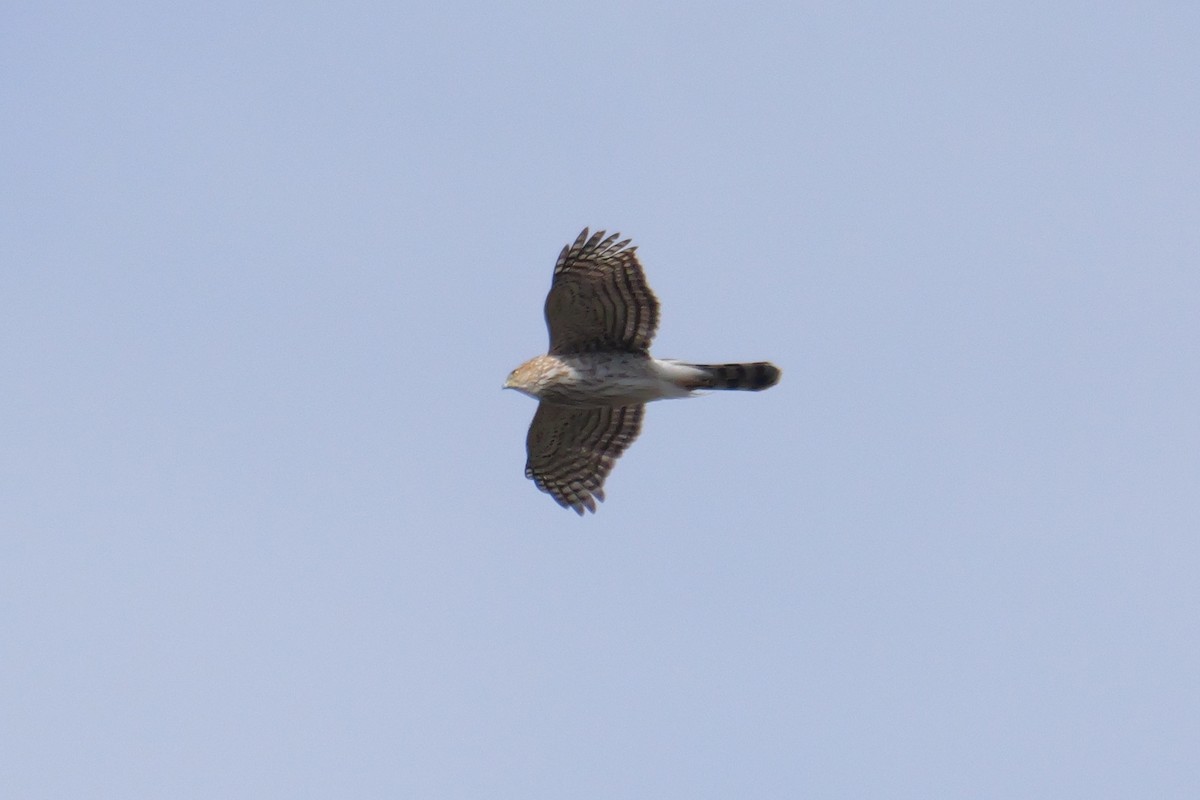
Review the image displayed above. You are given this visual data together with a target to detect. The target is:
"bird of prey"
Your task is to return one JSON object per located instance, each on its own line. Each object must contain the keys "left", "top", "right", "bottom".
{"left": 505, "top": 228, "right": 781, "bottom": 514}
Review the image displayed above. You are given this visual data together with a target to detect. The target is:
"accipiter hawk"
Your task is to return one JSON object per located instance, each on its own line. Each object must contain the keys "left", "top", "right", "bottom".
{"left": 505, "top": 228, "right": 781, "bottom": 514}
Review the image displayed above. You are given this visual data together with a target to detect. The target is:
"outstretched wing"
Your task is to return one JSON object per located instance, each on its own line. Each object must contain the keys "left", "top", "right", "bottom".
{"left": 524, "top": 402, "right": 645, "bottom": 514}
{"left": 544, "top": 228, "right": 660, "bottom": 355}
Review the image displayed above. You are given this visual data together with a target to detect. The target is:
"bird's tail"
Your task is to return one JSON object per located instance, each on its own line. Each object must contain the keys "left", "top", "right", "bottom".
{"left": 677, "top": 361, "right": 781, "bottom": 391}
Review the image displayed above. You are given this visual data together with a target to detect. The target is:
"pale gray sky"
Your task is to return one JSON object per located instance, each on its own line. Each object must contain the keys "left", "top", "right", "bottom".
{"left": 3, "top": 2, "right": 1198, "bottom": 797}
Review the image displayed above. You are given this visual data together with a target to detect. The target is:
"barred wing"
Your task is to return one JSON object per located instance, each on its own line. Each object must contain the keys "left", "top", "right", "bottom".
{"left": 524, "top": 402, "right": 645, "bottom": 514}
{"left": 544, "top": 228, "right": 660, "bottom": 355}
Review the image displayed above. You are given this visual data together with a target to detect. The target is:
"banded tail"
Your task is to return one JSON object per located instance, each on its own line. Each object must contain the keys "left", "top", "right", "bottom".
{"left": 680, "top": 361, "right": 781, "bottom": 391}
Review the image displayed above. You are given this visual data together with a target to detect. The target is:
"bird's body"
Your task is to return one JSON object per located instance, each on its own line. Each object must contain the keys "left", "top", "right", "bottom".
{"left": 508, "top": 354, "right": 780, "bottom": 407}
{"left": 505, "top": 228, "right": 780, "bottom": 514}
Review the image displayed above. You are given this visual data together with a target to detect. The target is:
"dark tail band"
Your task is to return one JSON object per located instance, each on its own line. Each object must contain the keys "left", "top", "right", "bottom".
{"left": 687, "top": 362, "right": 781, "bottom": 391}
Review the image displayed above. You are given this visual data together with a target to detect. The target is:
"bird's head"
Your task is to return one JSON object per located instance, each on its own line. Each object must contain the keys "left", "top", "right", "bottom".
{"left": 503, "top": 357, "right": 556, "bottom": 399}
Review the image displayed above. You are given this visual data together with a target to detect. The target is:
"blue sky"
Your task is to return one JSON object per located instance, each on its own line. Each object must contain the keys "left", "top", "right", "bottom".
{"left": 3, "top": 2, "right": 1198, "bottom": 797}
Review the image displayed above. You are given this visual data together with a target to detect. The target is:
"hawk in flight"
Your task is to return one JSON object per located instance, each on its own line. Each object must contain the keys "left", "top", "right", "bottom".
{"left": 505, "top": 228, "right": 781, "bottom": 514}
